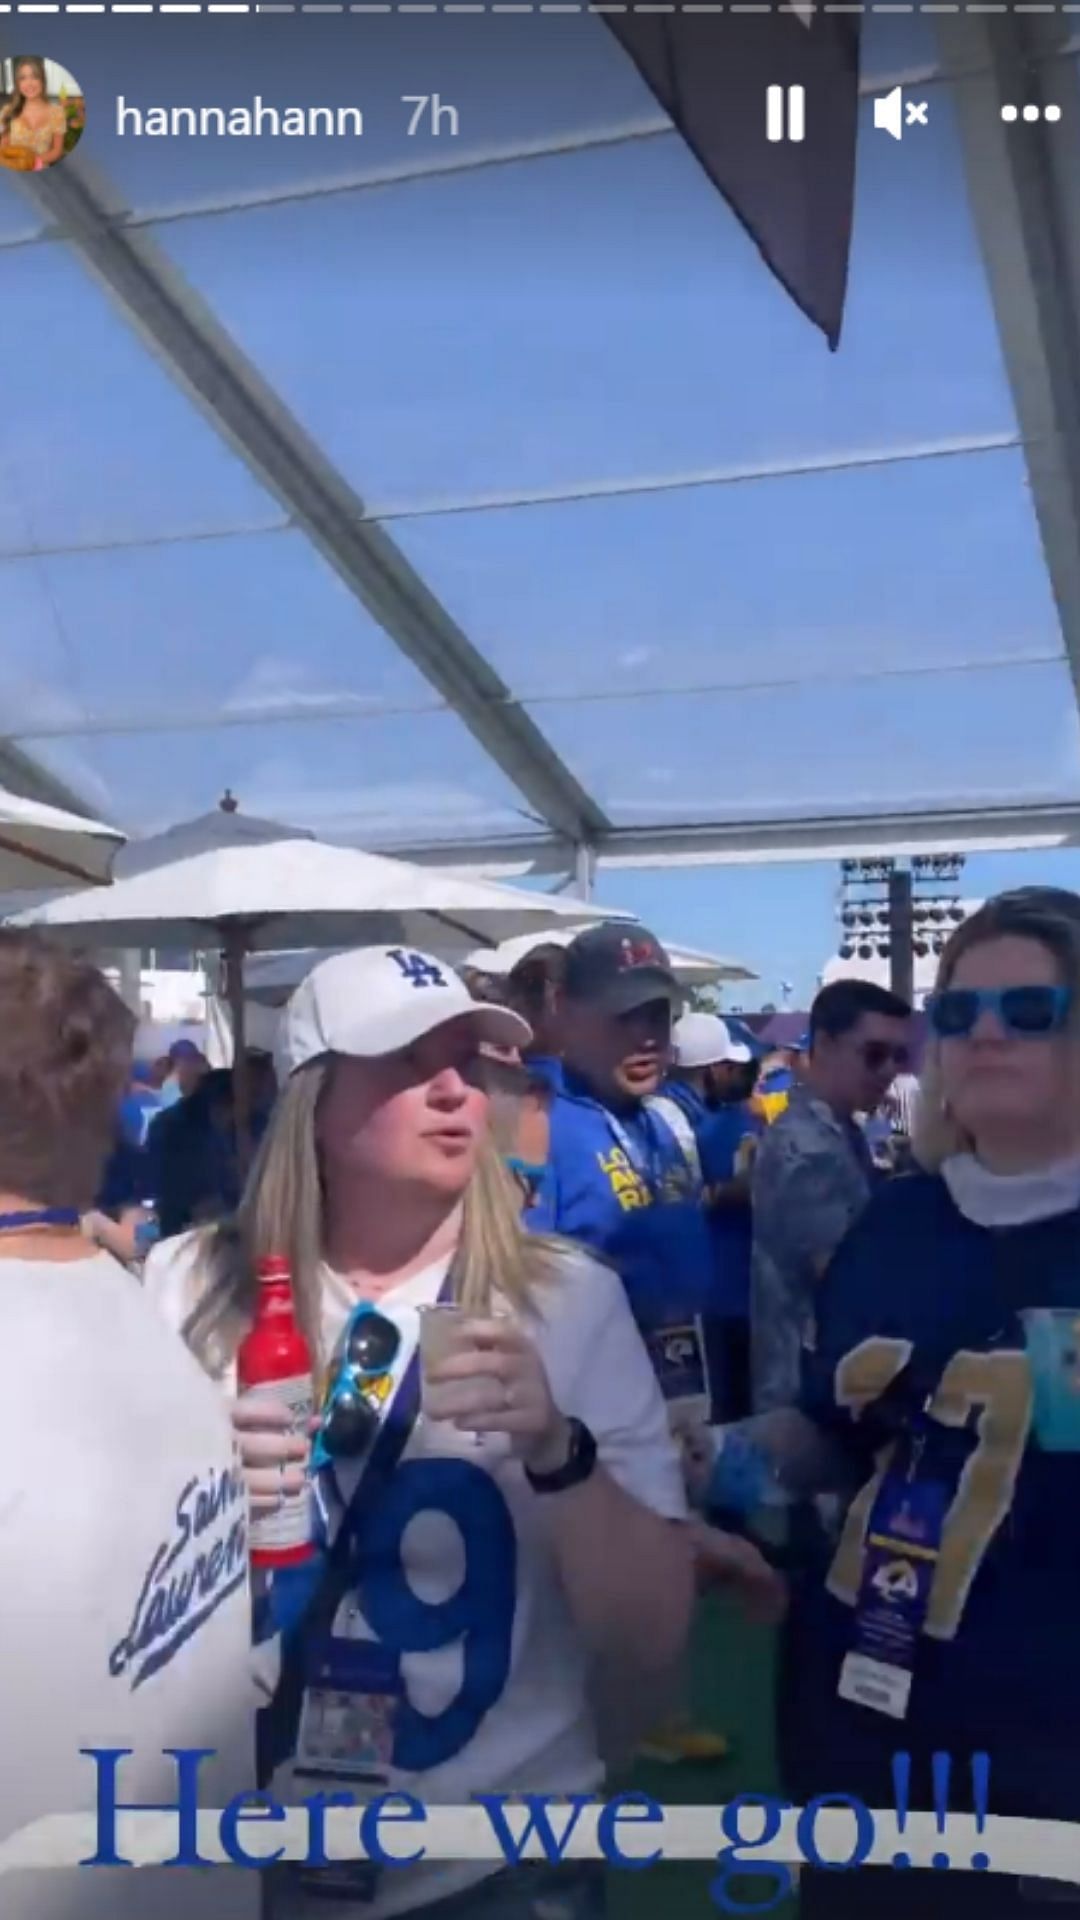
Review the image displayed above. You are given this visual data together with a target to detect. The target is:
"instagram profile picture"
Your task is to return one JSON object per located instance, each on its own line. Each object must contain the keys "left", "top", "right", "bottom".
{"left": 0, "top": 56, "right": 85, "bottom": 173}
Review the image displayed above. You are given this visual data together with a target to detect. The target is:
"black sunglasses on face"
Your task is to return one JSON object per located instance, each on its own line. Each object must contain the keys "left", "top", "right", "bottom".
{"left": 859, "top": 1041, "right": 910, "bottom": 1072}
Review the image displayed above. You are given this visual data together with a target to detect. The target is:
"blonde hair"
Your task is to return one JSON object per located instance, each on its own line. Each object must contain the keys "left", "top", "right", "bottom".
{"left": 181, "top": 1055, "right": 562, "bottom": 1379}
{"left": 913, "top": 886, "right": 1080, "bottom": 1171}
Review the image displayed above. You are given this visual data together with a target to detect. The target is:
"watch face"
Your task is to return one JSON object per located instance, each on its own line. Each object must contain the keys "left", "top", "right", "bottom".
{"left": 528, "top": 1419, "right": 597, "bottom": 1491}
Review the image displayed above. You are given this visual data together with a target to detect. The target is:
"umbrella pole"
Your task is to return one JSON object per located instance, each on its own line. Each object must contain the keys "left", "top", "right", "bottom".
{"left": 222, "top": 925, "right": 253, "bottom": 1179}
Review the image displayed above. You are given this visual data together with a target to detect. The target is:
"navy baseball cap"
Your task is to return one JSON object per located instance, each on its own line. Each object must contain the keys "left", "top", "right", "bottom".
{"left": 563, "top": 922, "right": 679, "bottom": 1016}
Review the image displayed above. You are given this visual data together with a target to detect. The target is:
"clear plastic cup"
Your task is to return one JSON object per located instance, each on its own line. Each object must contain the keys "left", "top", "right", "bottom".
{"left": 1021, "top": 1309, "right": 1080, "bottom": 1452}
{"left": 418, "top": 1304, "right": 497, "bottom": 1443}
{"left": 418, "top": 1303, "right": 471, "bottom": 1409}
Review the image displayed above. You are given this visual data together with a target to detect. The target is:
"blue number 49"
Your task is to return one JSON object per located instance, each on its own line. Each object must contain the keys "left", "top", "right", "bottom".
{"left": 355, "top": 1458, "right": 517, "bottom": 1771}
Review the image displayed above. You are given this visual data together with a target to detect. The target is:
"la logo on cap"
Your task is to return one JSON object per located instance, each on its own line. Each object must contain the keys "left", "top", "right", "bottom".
{"left": 387, "top": 948, "right": 448, "bottom": 990}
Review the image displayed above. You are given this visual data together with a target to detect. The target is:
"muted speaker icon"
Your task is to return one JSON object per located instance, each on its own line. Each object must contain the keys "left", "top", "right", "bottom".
{"left": 873, "top": 85, "right": 929, "bottom": 140}
{"left": 874, "top": 86, "right": 904, "bottom": 139}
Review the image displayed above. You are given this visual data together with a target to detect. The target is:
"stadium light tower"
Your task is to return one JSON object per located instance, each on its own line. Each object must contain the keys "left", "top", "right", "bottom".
{"left": 837, "top": 855, "right": 966, "bottom": 1001}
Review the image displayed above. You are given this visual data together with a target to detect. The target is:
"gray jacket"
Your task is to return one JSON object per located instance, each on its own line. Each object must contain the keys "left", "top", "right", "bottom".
{"left": 750, "top": 1085, "right": 874, "bottom": 1413}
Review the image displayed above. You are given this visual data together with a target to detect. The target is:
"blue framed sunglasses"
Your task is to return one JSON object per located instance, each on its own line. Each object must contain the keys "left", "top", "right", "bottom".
{"left": 312, "top": 1303, "right": 401, "bottom": 1467}
{"left": 928, "top": 985, "right": 1073, "bottom": 1040}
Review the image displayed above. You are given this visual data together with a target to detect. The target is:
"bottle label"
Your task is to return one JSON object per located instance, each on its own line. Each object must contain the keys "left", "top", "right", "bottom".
{"left": 260, "top": 1294, "right": 297, "bottom": 1319}
{"left": 241, "top": 1375, "right": 315, "bottom": 1555}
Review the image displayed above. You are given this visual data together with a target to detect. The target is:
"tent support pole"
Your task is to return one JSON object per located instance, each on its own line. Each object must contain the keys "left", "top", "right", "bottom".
{"left": 222, "top": 924, "right": 253, "bottom": 1177}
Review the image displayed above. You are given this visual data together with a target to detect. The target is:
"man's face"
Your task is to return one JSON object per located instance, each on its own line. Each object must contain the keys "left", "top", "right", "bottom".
{"left": 506, "top": 952, "right": 565, "bottom": 1057}
{"left": 174, "top": 1050, "right": 208, "bottom": 1097}
{"left": 708, "top": 1058, "right": 756, "bottom": 1105}
{"left": 560, "top": 995, "right": 673, "bottom": 1104}
{"left": 814, "top": 1013, "right": 912, "bottom": 1117}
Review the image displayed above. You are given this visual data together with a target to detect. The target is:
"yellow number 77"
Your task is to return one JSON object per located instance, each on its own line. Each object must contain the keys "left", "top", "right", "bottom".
{"left": 827, "top": 1338, "right": 1032, "bottom": 1641}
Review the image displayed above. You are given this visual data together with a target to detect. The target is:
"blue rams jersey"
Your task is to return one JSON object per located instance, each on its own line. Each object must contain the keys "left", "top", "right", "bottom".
{"left": 524, "top": 1055, "right": 564, "bottom": 1094}
{"left": 788, "top": 1171, "right": 1080, "bottom": 1823}
{"left": 698, "top": 1103, "right": 763, "bottom": 1320}
{"left": 530, "top": 1072, "right": 714, "bottom": 1329}
{"left": 659, "top": 1082, "right": 762, "bottom": 1320}
{"left": 660, "top": 1077, "right": 710, "bottom": 1136}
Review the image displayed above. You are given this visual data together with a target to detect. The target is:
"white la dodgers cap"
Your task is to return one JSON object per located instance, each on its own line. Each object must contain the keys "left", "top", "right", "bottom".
{"left": 673, "top": 1010, "right": 752, "bottom": 1070}
{"left": 277, "top": 945, "right": 533, "bottom": 1078}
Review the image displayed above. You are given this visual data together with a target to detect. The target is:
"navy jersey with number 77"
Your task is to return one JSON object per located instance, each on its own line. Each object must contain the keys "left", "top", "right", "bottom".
{"left": 785, "top": 1171, "right": 1080, "bottom": 1824}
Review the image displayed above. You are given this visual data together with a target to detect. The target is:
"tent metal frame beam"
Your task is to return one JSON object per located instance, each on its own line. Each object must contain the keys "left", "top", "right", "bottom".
{"left": 15, "top": 154, "right": 611, "bottom": 851}
{"left": 936, "top": 10, "right": 1080, "bottom": 727}
{"left": 6, "top": 37, "right": 1080, "bottom": 868}
{"left": 394, "top": 801, "right": 1080, "bottom": 878}
{"left": 0, "top": 428, "right": 1022, "bottom": 554}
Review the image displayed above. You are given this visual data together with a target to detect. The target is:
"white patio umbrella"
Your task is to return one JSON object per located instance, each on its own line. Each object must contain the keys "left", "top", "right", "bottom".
{"left": 465, "top": 925, "right": 758, "bottom": 987}
{"left": 112, "top": 791, "right": 314, "bottom": 879}
{"left": 10, "top": 836, "right": 625, "bottom": 1157}
{"left": 0, "top": 787, "right": 123, "bottom": 889}
{"left": 245, "top": 930, "right": 755, "bottom": 1008}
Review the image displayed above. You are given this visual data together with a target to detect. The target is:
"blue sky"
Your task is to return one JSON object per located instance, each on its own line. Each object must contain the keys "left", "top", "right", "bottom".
{"left": 589, "top": 851, "right": 1080, "bottom": 1011}
{"left": 1, "top": 11, "right": 1078, "bottom": 986}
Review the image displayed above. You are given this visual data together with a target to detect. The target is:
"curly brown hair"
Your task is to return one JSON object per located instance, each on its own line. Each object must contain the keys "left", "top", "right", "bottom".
{"left": 0, "top": 931, "right": 134, "bottom": 1209}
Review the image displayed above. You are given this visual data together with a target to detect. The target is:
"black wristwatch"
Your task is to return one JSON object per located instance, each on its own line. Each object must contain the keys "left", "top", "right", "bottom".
{"left": 524, "top": 1418, "right": 598, "bottom": 1494}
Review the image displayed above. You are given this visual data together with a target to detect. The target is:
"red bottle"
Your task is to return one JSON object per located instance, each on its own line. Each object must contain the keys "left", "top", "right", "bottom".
{"left": 237, "top": 1255, "right": 316, "bottom": 1568}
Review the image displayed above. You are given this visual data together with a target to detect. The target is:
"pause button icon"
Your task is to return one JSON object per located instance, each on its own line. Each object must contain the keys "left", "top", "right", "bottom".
{"left": 766, "top": 84, "right": 806, "bottom": 142}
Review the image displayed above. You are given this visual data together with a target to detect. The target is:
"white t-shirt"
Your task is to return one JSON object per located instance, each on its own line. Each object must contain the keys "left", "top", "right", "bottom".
{"left": 145, "top": 1234, "right": 686, "bottom": 1919}
{"left": 0, "top": 1249, "right": 258, "bottom": 1920}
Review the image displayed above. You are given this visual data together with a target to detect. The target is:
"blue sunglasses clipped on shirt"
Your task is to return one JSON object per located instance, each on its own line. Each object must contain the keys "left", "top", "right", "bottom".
{"left": 927, "top": 984, "right": 1073, "bottom": 1040}
{"left": 311, "top": 1302, "right": 402, "bottom": 1469}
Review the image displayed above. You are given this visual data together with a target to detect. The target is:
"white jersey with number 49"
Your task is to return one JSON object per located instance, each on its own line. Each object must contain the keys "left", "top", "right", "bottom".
{"left": 146, "top": 1234, "right": 686, "bottom": 1920}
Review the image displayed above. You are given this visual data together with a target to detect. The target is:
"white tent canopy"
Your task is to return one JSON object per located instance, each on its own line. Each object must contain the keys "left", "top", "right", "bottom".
{"left": 0, "top": 11, "right": 1077, "bottom": 888}
{"left": 0, "top": 9, "right": 1068, "bottom": 913}
{"left": 463, "top": 926, "right": 757, "bottom": 987}
{"left": 242, "top": 926, "right": 755, "bottom": 1010}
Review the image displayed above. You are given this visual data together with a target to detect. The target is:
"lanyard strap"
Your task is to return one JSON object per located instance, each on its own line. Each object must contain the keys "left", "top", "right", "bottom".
{"left": 604, "top": 1106, "right": 665, "bottom": 1196}
{"left": 257, "top": 1272, "right": 450, "bottom": 1786}
{"left": 0, "top": 1208, "right": 80, "bottom": 1232}
{"left": 561, "top": 1070, "right": 666, "bottom": 1196}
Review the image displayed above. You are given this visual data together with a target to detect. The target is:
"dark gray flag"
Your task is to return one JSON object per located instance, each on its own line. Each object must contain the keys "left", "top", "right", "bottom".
{"left": 604, "top": 8, "right": 861, "bottom": 349}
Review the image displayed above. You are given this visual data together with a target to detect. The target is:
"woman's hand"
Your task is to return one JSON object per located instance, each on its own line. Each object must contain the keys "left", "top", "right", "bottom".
{"left": 689, "top": 1520, "right": 787, "bottom": 1627}
{"left": 80, "top": 1210, "right": 110, "bottom": 1248}
{"left": 677, "top": 1421, "right": 717, "bottom": 1507}
{"left": 423, "top": 1317, "right": 571, "bottom": 1474}
{"left": 80, "top": 1207, "right": 149, "bottom": 1265}
{"left": 231, "top": 1395, "right": 311, "bottom": 1512}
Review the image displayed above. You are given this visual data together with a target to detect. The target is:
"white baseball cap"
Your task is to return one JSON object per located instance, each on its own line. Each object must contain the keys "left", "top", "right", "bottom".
{"left": 277, "top": 946, "right": 533, "bottom": 1078}
{"left": 673, "top": 1011, "right": 752, "bottom": 1070}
